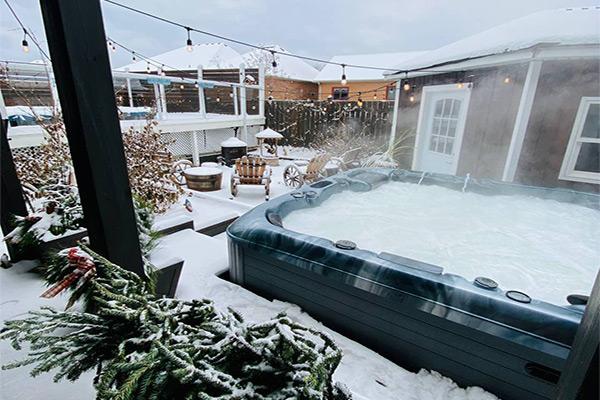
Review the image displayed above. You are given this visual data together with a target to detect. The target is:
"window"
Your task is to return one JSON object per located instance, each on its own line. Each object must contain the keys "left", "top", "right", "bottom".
{"left": 559, "top": 97, "right": 600, "bottom": 184}
{"left": 428, "top": 98, "right": 462, "bottom": 155}
{"left": 331, "top": 87, "right": 349, "bottom": 100}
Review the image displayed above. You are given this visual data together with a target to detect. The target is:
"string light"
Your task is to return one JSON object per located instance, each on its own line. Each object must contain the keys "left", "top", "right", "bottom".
{"left": 216, "top": 97, "right": 221, "bottom": 102}
{"left": 186, "top": 27, "right": 193, "bottom": 52}
{"left": 194, "top": 82, "right": 199, "bottom": 88}
{"left": 409, "top": 85, "right": 416, "bottom": 102}
{"left": 503, "top": 76, "right": 511, "bottom": 84}
{"left": 270, "top": 50, "right": 277, "bottom": 68}
{"left": 179, "top": 84, "right": 184, "bottom": 89}
{"left": 132, "top": 52, "right": 136, "bottom": 61}
{"left": 160, "top": 65, "right": 166, "bottom": 76}
{"left": 403, "top": 80, "right": 411, "bottom": 91}
{"left": 21, "top": 31, "right": 29, "bottom": 53}
{"left": 340, "top": 64, "right": 347, "bottom": 85}
{"left": 373, "top": 93, "right": 378, "bottom": 100}
{"left": 146, "top": 62, "right": 151, "bottom": 72}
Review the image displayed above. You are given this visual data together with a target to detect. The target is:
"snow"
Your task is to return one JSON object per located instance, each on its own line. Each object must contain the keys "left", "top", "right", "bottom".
{"left": 315, "top": 51, "right": 426, "bottom": 82}
{"left": 220, "top": 136, "right": 247, "bottom": 147}
{"left": 0, "top": 232, "right": 499, "bottom": 400}
{"left": 184, "top": 166, "right": 223, "bottom": 176}
{"left": 116, "top": 43, "right": 243, "bottom": 72}
{"left": 234, "top": 45, "right": 320, "bottom": 81}
{"left": 255, "top": 127, "right": 284, "bottom": 139}
{"left": 387, "top": 7, "right": 600, "bottom": 73}
{"left": 283, "top": 181, "right": 600, "bottom": 306}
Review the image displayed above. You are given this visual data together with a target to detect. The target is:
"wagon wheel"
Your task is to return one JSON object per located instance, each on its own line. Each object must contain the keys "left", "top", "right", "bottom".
{"left": 170, "top": 159, "right": 193, "bottom": 186}
{"left": 283, "top": 165, "right": 303, "bottom": 188}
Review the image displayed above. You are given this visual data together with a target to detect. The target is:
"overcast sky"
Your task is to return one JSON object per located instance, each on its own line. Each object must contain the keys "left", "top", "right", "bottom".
{"left": 0, "top": 0, "right": 595, "bottom": 69}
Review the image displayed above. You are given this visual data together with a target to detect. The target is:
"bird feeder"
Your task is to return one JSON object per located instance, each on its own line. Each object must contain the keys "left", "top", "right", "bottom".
{"left": 255, "top": 128, "right": 284, "bottom": 166}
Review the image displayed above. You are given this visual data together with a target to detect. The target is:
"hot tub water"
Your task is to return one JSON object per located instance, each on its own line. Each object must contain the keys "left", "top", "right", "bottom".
{"left": 284, "top": 181, "right": 600, "bottom": 306}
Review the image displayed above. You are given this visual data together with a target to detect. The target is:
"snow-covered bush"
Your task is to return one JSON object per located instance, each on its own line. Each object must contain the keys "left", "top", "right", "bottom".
{"left": 1, "top": 246, "right": 350, "bottom": 400}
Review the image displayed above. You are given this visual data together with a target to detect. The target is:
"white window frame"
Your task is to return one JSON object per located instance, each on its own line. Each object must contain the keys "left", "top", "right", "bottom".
{"left": 559, "top": 97, "right": 600, "bottom": 184}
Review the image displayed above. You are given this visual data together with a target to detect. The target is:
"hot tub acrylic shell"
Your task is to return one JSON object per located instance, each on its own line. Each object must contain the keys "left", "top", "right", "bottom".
{"left": 226, "top": 168, "right": 598, "bottom": 400}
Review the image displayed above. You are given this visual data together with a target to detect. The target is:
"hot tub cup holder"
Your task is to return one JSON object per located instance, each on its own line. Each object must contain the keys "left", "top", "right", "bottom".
{"left": 290, "top": 191, "right": 305, "bottom": 199}
{"left": 335, "top": 240, "right": 357, "bottom": 250}
{"left": 304, "top": 190, "right": 318, "bottom": 199}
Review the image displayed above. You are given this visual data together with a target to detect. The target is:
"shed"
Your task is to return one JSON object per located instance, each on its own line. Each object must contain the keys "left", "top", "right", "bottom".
{"left": 385, "top": 7, "right": 600, "bottom": 193}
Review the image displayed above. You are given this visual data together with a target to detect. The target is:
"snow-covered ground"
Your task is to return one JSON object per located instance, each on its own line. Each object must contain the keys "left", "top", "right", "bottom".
{"left": 1, "top": 230, "right": 498, "bottom": 400}
{"left": 284, "top": 181, "right": 600, "bottom": 306}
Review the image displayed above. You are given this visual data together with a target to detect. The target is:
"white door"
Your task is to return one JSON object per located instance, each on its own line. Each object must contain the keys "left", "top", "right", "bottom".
{"left": 413, "top": 85, "right": 471, "bottom": 175}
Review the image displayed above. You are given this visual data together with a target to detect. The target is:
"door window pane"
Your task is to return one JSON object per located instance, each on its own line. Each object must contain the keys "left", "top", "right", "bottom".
{"left": 428, "top": 97, "right": 462, "bottom": 154}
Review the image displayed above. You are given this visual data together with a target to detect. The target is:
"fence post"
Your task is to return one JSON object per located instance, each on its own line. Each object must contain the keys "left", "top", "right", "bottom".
{"left": 153, "top": 83, "right": 161, "bottom": 117}
{"left": 239, "top": 63, "right": 248, "bottom": 143}
{"left": 232, "top": 87, "right": 239, "bottom": 115}
{"left": 388, "top": 80, "right": 401, "bottom": 152}
{"left": 197, "top": 64, "right": 206, "bottom": 118}
{"left": 258, "top": 64, "right": 265, "bottom": 119}
{"left": 191, "top": 130, "right": 199, "bottom": 165}
{"left": 125, "top": 68, "right": 133, "bottom": 107}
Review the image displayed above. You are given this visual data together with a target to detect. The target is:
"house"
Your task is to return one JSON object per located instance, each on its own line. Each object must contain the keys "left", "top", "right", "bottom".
{"left": 236, "top": 45, "right": 320, "bottom": 100}
{"left": 117, "top": 43, "right": 320, "bottom": 101}
{"left": 385, "top": 6, "right": 600, "bottom": 193}
{"left": 314, "top": 51, "right": 425, "bottom": 101}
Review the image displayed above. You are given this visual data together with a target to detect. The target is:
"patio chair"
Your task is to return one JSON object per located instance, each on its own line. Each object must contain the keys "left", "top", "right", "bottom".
{"left": 283, "top": 153, "right": 330, "bottom": 188}
{"left": 230, "top": 156, "right": 271, "bottom": 200}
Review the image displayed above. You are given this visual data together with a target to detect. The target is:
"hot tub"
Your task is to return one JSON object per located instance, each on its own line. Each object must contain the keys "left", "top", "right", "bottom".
{"left": 226, "top": 168, "right": 599, "bottom": 400}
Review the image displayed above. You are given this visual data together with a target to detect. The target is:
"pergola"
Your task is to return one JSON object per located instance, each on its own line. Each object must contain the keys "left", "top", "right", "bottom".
{"left": 0, "top": 1, "right": 597, "bottom": 399}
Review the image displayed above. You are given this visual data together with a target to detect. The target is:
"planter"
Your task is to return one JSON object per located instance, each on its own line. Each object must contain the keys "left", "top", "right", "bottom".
{"left": 184, "top": 167, "right": 223, "bottom": 192}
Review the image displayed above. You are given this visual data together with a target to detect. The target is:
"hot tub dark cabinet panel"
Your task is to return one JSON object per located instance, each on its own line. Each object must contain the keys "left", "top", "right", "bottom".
{"left": 227, "top": 169, "right": 597, "bottom": 400}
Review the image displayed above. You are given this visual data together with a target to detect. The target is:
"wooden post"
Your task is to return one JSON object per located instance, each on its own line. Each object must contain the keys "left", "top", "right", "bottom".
{"left": 39, "top": 0, "right": 144, "bottom": 276}
{"left": 0, "top": 88, "right": 28, "bottom": 240}
{"left": 232, "top": 86, "right": 239, "bottom": 116}
{"left": 258, "top": 65, "right": 265, "bottom": 118}
{"left": 239, "top": 63, "right": 249, "bottom": 143}
{"left": 153, "top": 83, "right": 161, "bottom": 115}
{"left": 387, "top": 80, "right": 401, "bottom": 152}
{"left": 125, "top": 68, "right": 134, "bottom": 107}
{"left": 555, "top": 271, "right": 599, "bottom": 400}
{"left": 197, "top": 65, "right": 206, "bottom": 118}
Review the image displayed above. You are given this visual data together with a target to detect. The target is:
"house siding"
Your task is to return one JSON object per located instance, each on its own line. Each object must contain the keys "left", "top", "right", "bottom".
{"left": 515, "top": 59, "right": 600, "bottom": 192}
{"left": 393, "top": 65, "right": 527, "bottom": 179}
{"left": 266, "top": 77, "right": 318, "bottom": 100}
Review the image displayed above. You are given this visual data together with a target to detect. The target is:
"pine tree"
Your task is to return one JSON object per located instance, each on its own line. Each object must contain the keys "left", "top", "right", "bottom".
{"left": 1, "top": 246, "right": 351, "bottom": 400}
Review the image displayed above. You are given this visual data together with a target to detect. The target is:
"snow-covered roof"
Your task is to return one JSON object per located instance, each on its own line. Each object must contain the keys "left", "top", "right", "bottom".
{"left": 231, "top": 45, "right": 319, "bottom": 81}
{"left": 386, "top": 7, "right": 600, "bottom": 74}
{"left": 255, "top": 128, "right": 283, "bottom": 139}
{"left": 116, "top": 43, "right": 244, "bottom": 72}
{"left": 315, "top": 51, "right": 426, "bottom": 82}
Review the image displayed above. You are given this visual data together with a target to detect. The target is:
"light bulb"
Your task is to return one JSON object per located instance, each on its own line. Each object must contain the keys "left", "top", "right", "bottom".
{"left": 111, "top": 46, "right": 116, "bottom": 52}
{"left": 457, "top": 82, "right": 464, "bottom": 89}
{"left": 22, "top": 39, "right": 29, "bottom": 53}
{"left": 194, "top": 82, "right": 199, "bottom": 88}
{"left": 229, "top": 93, "right": 233, "bottom": 98}
{"left": 373, "top": 93, "right": 378, "bottom": 100}
{"left": 186, "top": 28, "right": 193, "bottom": 52}
{"left": 216, "top": 97, "right": 221, "bottom": 102}
{"left": 409, "top": 94, "right": 415, "bottom": 102}
{"left": 357, "top": 98, "right": 364, "bottom": 107}
{"left": 146, "top": 63, "right": 151, "bottom": 72}
{"left": 403, "top": 81, "right": 410, "bottom": 91}
{"left": 503, "top": 77, "right": 511, "bottom": 84}
{"left": 180, "top": 84, "right": 184, "bottom": 89}
{"left": 271, "top": 51, "right": 277, "bottom": 68}
{"left": 340, "top": 64, "right": 347, "bottom": 85}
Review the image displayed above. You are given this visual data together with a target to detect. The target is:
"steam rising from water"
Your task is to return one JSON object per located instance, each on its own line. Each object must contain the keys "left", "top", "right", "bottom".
{"left": 284, "top": 182, "right": 600, "bottom": 306}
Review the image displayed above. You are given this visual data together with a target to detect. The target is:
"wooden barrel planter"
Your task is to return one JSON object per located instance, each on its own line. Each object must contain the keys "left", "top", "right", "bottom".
{"left": 184, "top": 167, "right": 223, "bottom": 191}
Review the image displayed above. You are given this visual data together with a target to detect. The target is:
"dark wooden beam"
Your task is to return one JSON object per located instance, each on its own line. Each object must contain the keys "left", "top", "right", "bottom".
{"left": 38, "top": 0, "right": 144, "bottom": 275}
{"left": 555, "top": 271, "right": 600, "bottom": 400}
{"left": 1, "top": 117, "right": 28, "bottom": 239}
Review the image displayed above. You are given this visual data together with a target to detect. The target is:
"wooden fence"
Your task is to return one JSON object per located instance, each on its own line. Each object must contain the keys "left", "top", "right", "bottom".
{"left": 265, "top": 100, "right": 395, "bottom": 148}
